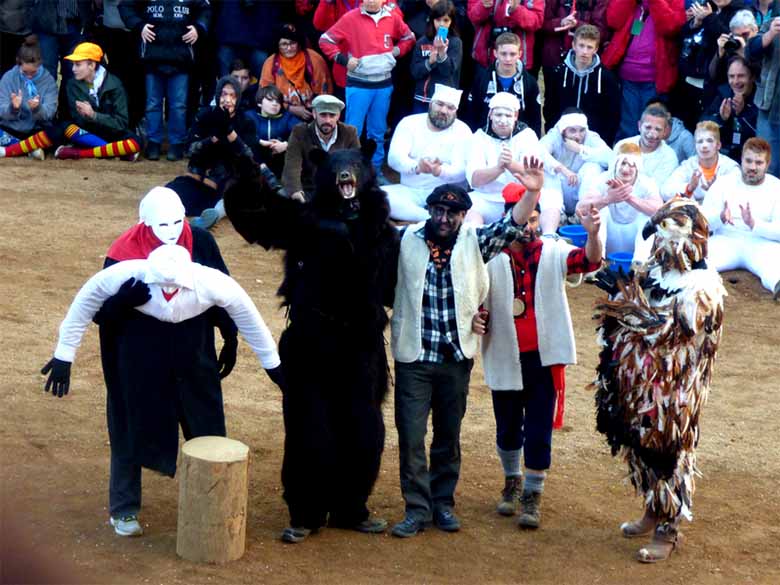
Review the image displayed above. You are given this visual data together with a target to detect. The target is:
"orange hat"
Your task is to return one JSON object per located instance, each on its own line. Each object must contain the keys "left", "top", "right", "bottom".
{"left": 64, "top": 42, "right": 103, "bottom": 62}
{"left": 502, "top": 183, "right": 527, "bottom": 204}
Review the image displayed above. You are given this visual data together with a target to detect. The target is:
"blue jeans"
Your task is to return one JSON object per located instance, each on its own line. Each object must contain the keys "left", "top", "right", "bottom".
{"left": 757, "top": 110, "right": 780, "bottom": 178}
{"left": 145, "top": 71, "right": 189, "bottom": 146}
{"left": 617, "top": 80, "right": 659, "bottom": 142}
{"left": 216, "top": 44, "right": 268, "bottom": 79}
{"left": 36, "top": 21, "right": 82, "bottom": 81}
{"left": 345, "top": 84, "right": 393, "bottom": 171}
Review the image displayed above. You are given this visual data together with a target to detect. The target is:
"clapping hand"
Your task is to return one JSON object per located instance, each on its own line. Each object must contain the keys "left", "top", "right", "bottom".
{"left": 721, "top": 200, "right": 733, "bottom": 225}
{"left": 739, "top": 201, "right": 754, "bottom": 229}
{"left": 27, "top": 95, "right": 40, "bottom": 111}
{"left": 686, "top": 169, "right": 701, "bottom": 195}
{"left": 75, "top": 100, "right": 96, "bottom": 119}
{"left": 10, "top": 90, "right": 22, "bottom": 110}
{"left": 606, "top": 178, "right": 632, "bottom": 203}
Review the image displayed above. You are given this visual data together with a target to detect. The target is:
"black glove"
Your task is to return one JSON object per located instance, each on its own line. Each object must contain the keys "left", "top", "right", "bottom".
{"left": 217, "top": 337, "right": 238, "bottom": 379}
{"left": 265, "top": 365, "right": 286, "bottom": 392}
{"left": 199, "top": 107, "right": 233, "bottom": 142}
{"left": 98, "top": 277, "right": 151, "bottom": 324}
{"left": 41, "top": 358, "right": 72, "bottom": 397}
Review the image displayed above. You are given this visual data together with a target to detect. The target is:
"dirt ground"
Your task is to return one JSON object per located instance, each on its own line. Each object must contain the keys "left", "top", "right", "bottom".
{"left": 1, "top": 157, "right": 779, "bottom": 585}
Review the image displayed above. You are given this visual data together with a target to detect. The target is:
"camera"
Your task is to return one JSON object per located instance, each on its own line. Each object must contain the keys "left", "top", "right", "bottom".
{"left": 724, "top": 33, "right": 742, "bottom": 52}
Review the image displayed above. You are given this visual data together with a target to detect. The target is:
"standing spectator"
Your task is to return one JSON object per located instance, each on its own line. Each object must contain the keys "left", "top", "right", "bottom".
{"left": 539, "top": 0, "right": 608, "bottom": 70}
{"left": 707, "top": 9, "right": 758, "bottom": 87}
{"left": 0, "top": 36, "right": 57, "bottom": 160}
{"left": 213, "top": 0, "right": 282, "bottom": 80}
{"left": 602, "top": 0, "right": 686, "bottom": 141}
{"left": 467, "top": 32, "right": 541, "bottom": 133}
{"left": 119, "top": 0, "right": 211, "bottom": 161}
{"left": 0, "top": 0, "right": 30, "bottom": 74}
{"left": 467, "top": 0, "right": 545, "bottom": 72}
{"left": 389, "top": 163, "right": 544, "bottom": 538}
{"left": 54, "top": 42, "right": 142, "bottom": 161}
{"left": 703, "top": 55, "right": 758, "bottom": 160}
{"left": 746, "top": 10, "right": 780, "bottom": 176}
{"left": 261, "top": 23, "right": 332, "bottom": 123}
{"left": 410, "top": 1, "right": 464, "bottom": 112}
{"left": 542, "top": 24, "right": 620, "bottom": 143}
{"left": 752, "top": 0, "right": 776, "bottom": 26}
{"left": 319, "top": 0, "right": 416, "bottom": 180}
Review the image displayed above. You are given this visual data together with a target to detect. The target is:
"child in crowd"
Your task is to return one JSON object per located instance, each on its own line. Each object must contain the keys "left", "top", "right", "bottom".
{"left": 246, "top": 85, "right": 299, "bottom": 176}
{"left": 409, "top": 1, "right": 463, "bottom": 114}
{"left": 0, "top": 36, "right": 57, "bottom": 160}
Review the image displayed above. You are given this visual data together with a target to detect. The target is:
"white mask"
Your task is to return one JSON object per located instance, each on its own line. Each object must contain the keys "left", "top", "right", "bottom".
{"left": 139, "top": 187, "right": 186, "bottom": 245}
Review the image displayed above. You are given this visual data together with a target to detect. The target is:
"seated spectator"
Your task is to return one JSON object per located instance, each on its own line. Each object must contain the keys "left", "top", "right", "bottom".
{"left": 701, "top": 137, "right": 780, "bottom": 298}
{"left": 539, "top": 109, "right": 613, "bottom": 221}
{"left": 384, "top": 84, "right": 472, "bottom": 221}
{"left": 614, "top": 103, "right": 680, "bottom": 188}
{"left": 539, "top": 0, "right": 608, "bottom": 72}
{"left": 661, "top": 120, "right": 739, "bottom": 202}
{"left": 53, "top": 43, "right": 141, "bottom": 161}
{"left": 410, "top": 0, "right": 463, "bottom": 113}
{"left": 467, "top": 32, "right": 541, "bottom": 134}
{"left": 664, "top": 108, "right": 696, "bottom": 163}
{"left": 577, "top": 142, "right": 663, "bottom": 260}
{"left": 319, "top": 0, "right": 416, "bottom": 180}
{"left": 282, "top": 94, "right": 360, "bottom": 202}
{"left": 602, "top": 0, "right": 686, "bottom": 142}
{"left": 229, "top": 59, "right": 258, "bottom": 112}
{"left": 703, "top": 55, "right": 758, "bottom": 160}
{"left": 707, "top": 9, "right": 759, "bottom": 86}
{"left": 542, "top": 24, "right": 620, "bottom": 144}
{"left": 467, "top": 0, "right": 544, "bottom": 71}
{"left": 246, "top": 85, "right": 299, "bottom": 177}
{"left": 261, "top": 23, "right": 332, "bottom": 123}
{"left": 171, "top": 76, "right": 258, "bottom": 229}
{"left": 0, "top": 36, "right": 57, "bottom": 160}
{"left": 466, "top": 92, "right": 560, "bottom": 231}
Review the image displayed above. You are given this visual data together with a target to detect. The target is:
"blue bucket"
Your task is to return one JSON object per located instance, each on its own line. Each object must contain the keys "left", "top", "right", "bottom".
{"left": 558, "top": 224, "right": 587, "bottom": 247}
{"left": 608, "top": 252, "right": 633, "bottom": 274}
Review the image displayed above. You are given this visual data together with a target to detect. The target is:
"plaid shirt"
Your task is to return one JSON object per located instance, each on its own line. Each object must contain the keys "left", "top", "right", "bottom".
{"left": 407, "top": 214, "right": 521, "bottom": 363}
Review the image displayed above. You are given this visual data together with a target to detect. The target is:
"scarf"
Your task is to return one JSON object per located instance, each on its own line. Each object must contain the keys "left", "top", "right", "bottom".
{"left": 88, "top": 66, "right": 107, "bottom": 106}
{"left": 106, "top": 222, "right": 193, "bottom": 261}
{"left": 19, "top": 66, "right": 45, "bottom": 99}
{"left": 279, "top": 52, "right": 310, "bottom": 102}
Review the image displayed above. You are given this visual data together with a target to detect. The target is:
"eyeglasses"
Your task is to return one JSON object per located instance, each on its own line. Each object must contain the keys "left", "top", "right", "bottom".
{"left": 279, "top": 40, "right": 298, "bottom": 48}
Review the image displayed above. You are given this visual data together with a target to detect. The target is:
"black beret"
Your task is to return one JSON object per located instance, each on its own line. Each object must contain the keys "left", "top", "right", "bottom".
{"left": 426, "top": 184, "right": 472, "bottom": 211}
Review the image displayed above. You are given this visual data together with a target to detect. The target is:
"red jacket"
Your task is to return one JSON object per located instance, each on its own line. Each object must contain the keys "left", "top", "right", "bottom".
{"left": 539, "top": 0, "right": 609, "bottom": 69}
{"left": 468, "top": 0, "right": 545, "bottom": 69}
{"left": 601, "top": 0, "right": 686, "bottom": 94}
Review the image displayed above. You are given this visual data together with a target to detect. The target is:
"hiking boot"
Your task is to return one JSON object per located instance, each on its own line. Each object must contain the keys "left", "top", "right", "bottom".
{"left": 517, "top": 491, "right": 542, "bottom": 529}
{"left": 352, "top": 517, "right": 388, "bottom": 534}
{"left": 145, "top": 142, "right": 161, "bottom": 161}
{"left": 637, "top": 524, "right": 683, "bottom": 563}
{"left": 166, "top": 143, "right": 184, "bottom": 161}
{"left": 55, "top": 146, "right": 80, "bottom": 160}
{"left": 433, "top": 508, "right": 460, "bottom": 532}
{"left": 280, "top": 526, "right": 311, "bottom": 544}
{"left": 391, "top": 515, "right": 427, "bottom": 538}
{"left": 28, "top": 148, "right": 45, "bottom": 161}
{"left": 110, "top": 515, "right": 143, "bottom": 537}
{"left": 496, "top": 476, "right": 522, "bottom": 516}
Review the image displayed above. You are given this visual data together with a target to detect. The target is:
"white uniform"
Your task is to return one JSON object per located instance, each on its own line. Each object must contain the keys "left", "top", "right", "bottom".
{"left": 383, "top": 113, "right": 474, "bottom": 222}
{"left": 661, "top": 154, "right": 740, "bottom": 203}
{"left": 614, "top": 136, "right": 679, "bottom": 191}
{"left": 701, "top": 172, "right": 780, "bottom": 293}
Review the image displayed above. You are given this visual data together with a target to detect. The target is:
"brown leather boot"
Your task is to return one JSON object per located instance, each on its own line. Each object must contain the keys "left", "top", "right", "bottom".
{"left": 637, "top": 523, "right": 684, "bottom": 563}
{"left": 620, "top": 506, "right": 657, "bottom": 538}
{"left": 517, "top": 491, "right": 542, "bottom": 529}
{"left": 496, "top": 476, "right": 522, "bottom": 516}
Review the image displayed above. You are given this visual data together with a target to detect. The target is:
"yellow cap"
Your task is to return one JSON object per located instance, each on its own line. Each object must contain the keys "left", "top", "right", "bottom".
{"left": 64, "top": 42, "right": 104, "bottom": 62}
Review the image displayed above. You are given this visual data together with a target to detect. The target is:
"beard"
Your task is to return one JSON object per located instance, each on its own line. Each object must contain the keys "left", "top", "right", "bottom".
{"left": 428, "top": 110, "right": 455, "bottom": 130}
{"left": 516, "top": 228, "right": 540, "bottom": 244}
{"left": 742, "top": 170, "right": 765, "bottom": 185}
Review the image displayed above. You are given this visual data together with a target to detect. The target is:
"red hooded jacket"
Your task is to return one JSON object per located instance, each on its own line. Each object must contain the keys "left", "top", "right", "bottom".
{"left": 468, "top": 0, "right": 545, "bottom": 69}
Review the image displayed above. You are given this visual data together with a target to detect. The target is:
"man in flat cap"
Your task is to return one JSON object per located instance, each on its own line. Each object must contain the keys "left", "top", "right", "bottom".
{"left": 390, "top": 158, "right": 545, "bottom": 538}
{"left": 383, "top": 84, "right": 474, "bottom": 222}
{"left": 282, "top": 94, "right": 359, "bottom": 202}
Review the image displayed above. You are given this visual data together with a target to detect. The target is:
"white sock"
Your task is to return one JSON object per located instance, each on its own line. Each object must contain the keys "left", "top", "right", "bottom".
{"left": 0, "top": 146, "right": 6, "bottom": 157}
{"left": 215, "top": 198, "right": 226, "bottom": 219}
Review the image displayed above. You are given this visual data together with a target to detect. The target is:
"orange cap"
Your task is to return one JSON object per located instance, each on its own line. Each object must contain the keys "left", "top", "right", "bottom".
{"left": 64, "top": 42, "right": 103, "bottom": 62}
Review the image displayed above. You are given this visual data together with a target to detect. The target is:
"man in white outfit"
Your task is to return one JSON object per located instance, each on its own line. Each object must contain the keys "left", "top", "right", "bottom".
{"left": 384, "top": 84, "right": 473, "bottom": 222}
{"left": 701, "top": 137, "right": 780, "bottom": 298}
{"left": 538, "top": 109, "right": 613, "bottom": 221}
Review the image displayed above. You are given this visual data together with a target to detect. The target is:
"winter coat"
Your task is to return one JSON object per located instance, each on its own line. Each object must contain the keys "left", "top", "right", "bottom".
{"left": 24, "top": 0, "right": 94, "bottom": 35}
{"left": 542, "top": 50, "right": 620, "bottom": 143}
{"left": 119, "top": 0, "right": 211, "bottom": 70}
{"left": 213, "top": 0, "right": 280, "bottom": 52}
{"left": 65, "top": 68, "right": 131, "bottom": 140}
{"left": 601, "top": 0, "right": 686, "bottom": 93}
{"left": 0, "top": 0, "right": 28, "bottom": 34}
{"left": 539, "top": 0, "right": 608, "bottom": 68}
{"left": 467, "top": 61, "right": 541, "bottom": 134}
{"left": 410, "top": 35, "right": 464, "bottom": 103}
{"left": 467, "top": 0, "right": 545, "bottom": 69}
{"left": 679, "top": 0, "right": 746, "bottom": 83}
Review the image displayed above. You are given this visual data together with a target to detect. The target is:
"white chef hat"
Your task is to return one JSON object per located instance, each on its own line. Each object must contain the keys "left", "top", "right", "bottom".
{"left": 488, "top": 91, "right": 520, "bottom": 112}
{"left": 430, "top": 83, "right": 463, "bottom": 108}
{"left": 555, "top": 112, "right": 588, "bottom": 133}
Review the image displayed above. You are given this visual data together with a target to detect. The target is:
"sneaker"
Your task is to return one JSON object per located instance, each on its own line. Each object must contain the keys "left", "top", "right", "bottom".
{"left": 433, "top": 508, "right": 460, "bottom": 532}
{"left": 280, "top": 526, "right": 311, "bottom": 544}
{"left": 120, "top": 151, "right": 140, "bottom": 162}
{"left": 190, "top": 208, "right": 220, "bottom": 230}
{"left": 352, "top": 517, "right": 388, "bottom": 534}
{"left": 55, "top": 146, "right": 80, "bottom": 160}
{"left": 391, "top": 515, "right": 427, "bottom": 538}
{"left": 166, "top": 143, "right": 184, "bottom": 161}
{"left": 28, "top": 148, "right": 45, "bottom": 161}
{"left": 145, "top": 142, "right": 161, "bottom": 161}
{"left": 496, "top": 476, "right": 522, "bottom": 516}
{"left": 110, "top": 515, "right": 143, "bottom": 537}
{"left": 517, "top": 491, "right": 542, "bottom": 529}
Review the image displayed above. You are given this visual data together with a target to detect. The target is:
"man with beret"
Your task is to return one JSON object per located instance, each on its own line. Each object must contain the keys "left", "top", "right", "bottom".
{"left": 383, "top": 84, "right": 474, "bottom": 222}
{"left": 390, "top": 158, "right": 545, "bottom": 538}
{"left": 282, "top": 94, "right": 360, "bottom": 202}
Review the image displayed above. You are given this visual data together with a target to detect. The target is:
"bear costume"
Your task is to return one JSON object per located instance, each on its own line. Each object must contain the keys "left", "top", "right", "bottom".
{"left": 223, "top": 146, "right": 399, "bottom": 540}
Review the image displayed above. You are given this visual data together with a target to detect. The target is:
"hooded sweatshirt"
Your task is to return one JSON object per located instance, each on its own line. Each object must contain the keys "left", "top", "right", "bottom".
{"left": 542, "top": 50, "right": 621, "bottom": 144}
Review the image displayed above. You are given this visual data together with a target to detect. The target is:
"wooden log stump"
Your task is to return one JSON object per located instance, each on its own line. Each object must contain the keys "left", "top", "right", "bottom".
{"left": 176, "top": 436, "right": 250, "bottom": 563}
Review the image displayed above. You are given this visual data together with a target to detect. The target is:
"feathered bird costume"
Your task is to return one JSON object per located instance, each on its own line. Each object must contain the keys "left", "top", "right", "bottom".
{"left": 592, "top": 197, "right": 726, "bottom": 557}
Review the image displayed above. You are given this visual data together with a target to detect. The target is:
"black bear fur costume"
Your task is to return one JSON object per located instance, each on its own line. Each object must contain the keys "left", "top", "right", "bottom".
{"left": 223, "top": 144, "right": 400, "bottom": 530}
